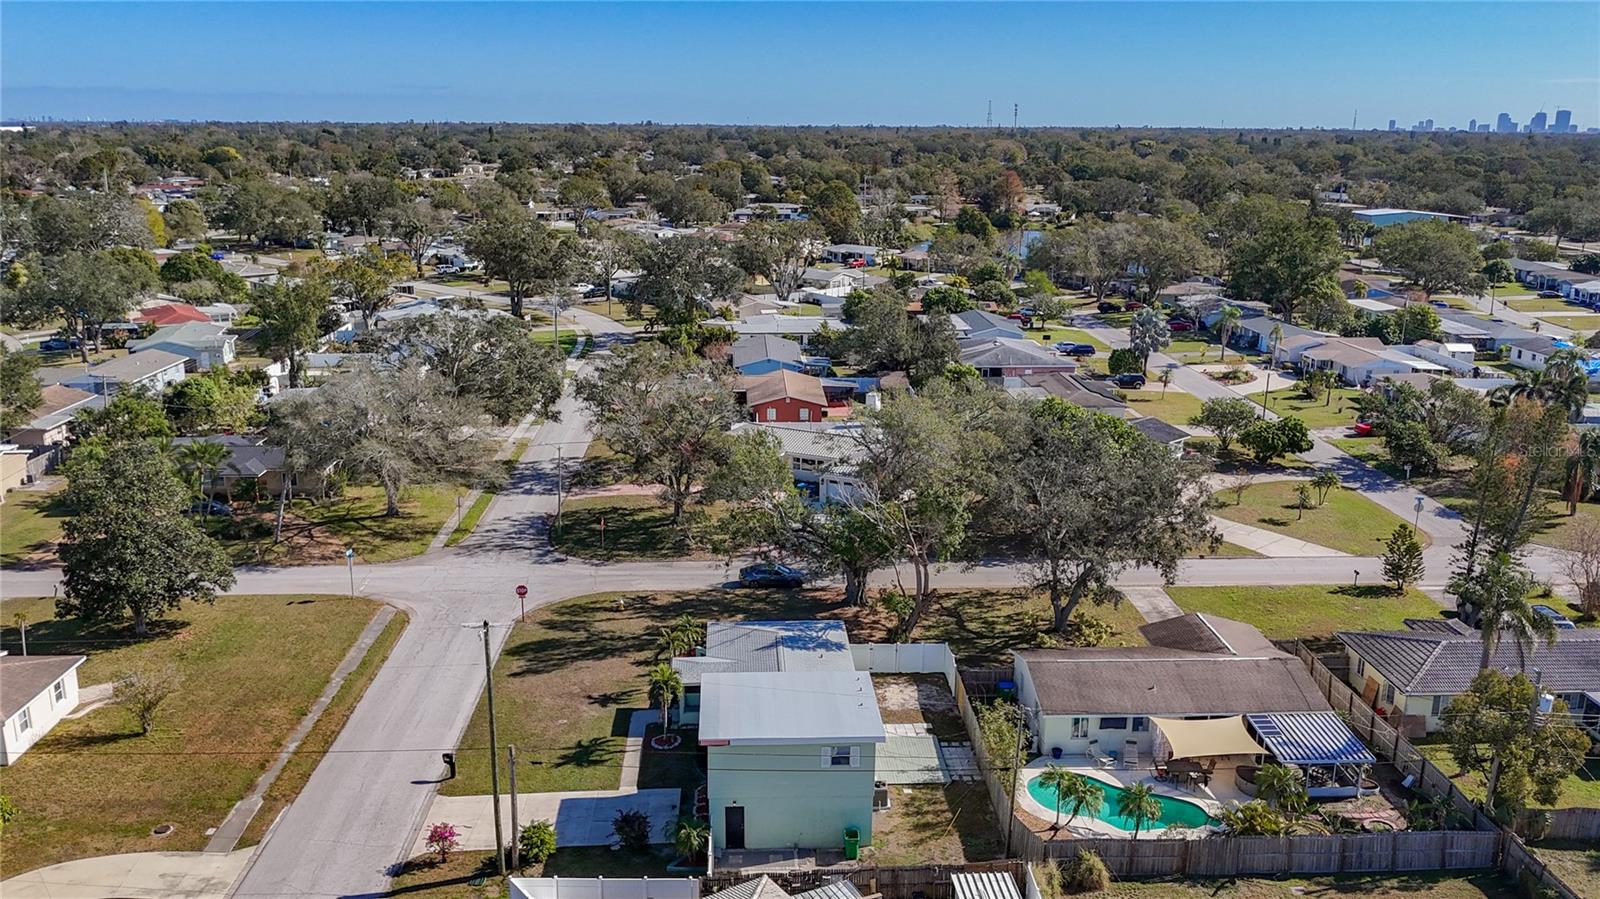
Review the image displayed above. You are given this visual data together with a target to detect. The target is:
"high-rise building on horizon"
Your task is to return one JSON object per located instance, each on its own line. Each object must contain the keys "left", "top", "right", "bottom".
{"left": 1469, "top": 118, "right": 1477, "bottom": 132}
{"left": 1496, "top": 112, "right": 1514, "bottom": 133}
{"left": 1529, "top": 111, "right": 1548, "bottom": 133}
{"left": 1478, "top": 123, "right": 1491, "bottom": 133}
{"left": 1388, "top": 119, "right": 1397, "bottom": 131}
{"left": 1423, "top": 118, "right": 1434, "bottom": 131}
{"left": 1554, "top": 109, "right": 1573, "bottom": 133}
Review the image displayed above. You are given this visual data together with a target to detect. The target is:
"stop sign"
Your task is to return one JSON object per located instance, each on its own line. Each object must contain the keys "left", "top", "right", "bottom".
{"left": 515, "top": 584, "right": 528, "bottom": 598}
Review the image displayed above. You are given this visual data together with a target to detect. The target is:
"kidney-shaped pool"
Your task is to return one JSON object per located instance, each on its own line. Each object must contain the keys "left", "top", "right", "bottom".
{"left": 1026, "top": 772, "right": 1218, "bottom": 831}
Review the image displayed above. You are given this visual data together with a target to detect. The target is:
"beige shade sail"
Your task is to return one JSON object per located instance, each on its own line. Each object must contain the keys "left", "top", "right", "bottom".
{"left": 1149, "top": 715, "right": 1267, "bottom": 760}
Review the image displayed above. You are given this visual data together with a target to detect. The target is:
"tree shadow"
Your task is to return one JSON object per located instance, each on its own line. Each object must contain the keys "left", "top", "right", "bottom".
{"left": 1, "top": 613, "right": 191, "bottom": 658}
{"left": 555, "top": 736, "right": 619, "bottom": 770}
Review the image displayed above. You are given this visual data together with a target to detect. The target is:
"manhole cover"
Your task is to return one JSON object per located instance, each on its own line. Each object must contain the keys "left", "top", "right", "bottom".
{"left": 152, "top": 823, "right": 175, "bottom": 836}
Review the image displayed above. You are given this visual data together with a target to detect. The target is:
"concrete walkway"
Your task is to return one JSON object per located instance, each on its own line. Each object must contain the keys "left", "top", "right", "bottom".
{"left": 1121, "top": 586, "right": 1183, "bottom": 622}
{"left": 204, "top": 605, "right": 400, "bottom": 853}
{"left": 62, "top": 682, "right": 113, "bottom": 719}
{"left": 1209, "top": 516, "right": 1349, "bottom": 558}
{"left": 0, "top": 848, "right": 255, "bottom": 899}
{"left": 411, "top": 709, "right": 671, "bottom": 852}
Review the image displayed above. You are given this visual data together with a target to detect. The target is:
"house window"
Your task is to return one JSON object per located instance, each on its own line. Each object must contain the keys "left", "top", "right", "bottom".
{"left": 1431, "top": 695, "right": 1448, "bottom": 716}
{"left": 765, "top": 407, "right": 777, "bottom": 421}
{"left": 799, "top": 408, "right": 811, "bottom": 422}
{"left": 823, "top": 746, "right": 859, "bottom": 768}
{"left": 1355, "top": 658, "right": 1366, "bottom": 678}
{"left": 52, "top": 679, "right": 65, "bottom": 705}
{"left": 17, "top": 708, "right": 32, "bottom": 734}
{"left": 1098, "top": 717, "right": 1128, "bottom": 730}
{"left": 1382, "top": 684, "right": 1396, "bottom": 705}
{"left": 683, "top": 688, "right": 700, "bottom": 711}
{"left": 1131, "top": 717, "right": 1148, "bottom": 732}
{"left": 1070, "top": 717, "right": 1090, "bottom": 739}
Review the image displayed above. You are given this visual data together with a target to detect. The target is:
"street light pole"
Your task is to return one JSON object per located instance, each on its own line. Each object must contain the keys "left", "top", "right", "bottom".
{"left": 344, "top": 548, "right": 355, "bottom": 597}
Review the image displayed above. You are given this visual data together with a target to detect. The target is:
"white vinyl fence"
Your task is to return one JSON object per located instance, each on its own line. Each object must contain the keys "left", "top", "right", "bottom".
{"left": 510, "top": 878, "right": 701, "bottom": 899}
{"left": 850, "top": 642, "right": 958, "bottom": 693}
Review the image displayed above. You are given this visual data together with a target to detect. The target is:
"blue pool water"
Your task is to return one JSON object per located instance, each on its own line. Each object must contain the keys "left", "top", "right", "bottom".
{"left": 1027, "top": 773, "right": 1217, "bottom": 831}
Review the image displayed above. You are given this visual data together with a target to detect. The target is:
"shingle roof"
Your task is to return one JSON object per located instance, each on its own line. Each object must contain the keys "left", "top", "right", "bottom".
{"left": 84, "top": 349, "right": 187, "bottom": 383}
{"left": 959, "top": 337, "right": 1065, "bottom": 368}
{"left": 171, "top": 436, "right": 287, "bottom": 478}
{"left": 1139, "top": 612, "right": 1278, "bottom": 656}
{"left": 1, "top": 654, "right": 85, "bottom": 720}
{"left": 1018, "top": 372, "right": 1129, "bottom": 413}
{"left": 731, "top": 334, "right": 804, "bottom": 369}
{"left": 130, "top": 321, "right": 232, "bottom": 349}
{"left": 1130, "top": 416, "right": 1190, "bottom": 446}
{"left": 729, "top": 422, "right": 861, "bottom": 464}
{"left": 741, "top": 370, "right": 827, "bottom": 407}
{"left": 951, "top": 309, "right": 1018, "bottom": 334}
{"left": 20, "top": 385, "right": 103, "bottom": 432}
{"left": 1336, "top": 628, "right": 1600, "bottom": 694}
{"left": 1016, "top": 649, "right": 1329, "bottom": 716}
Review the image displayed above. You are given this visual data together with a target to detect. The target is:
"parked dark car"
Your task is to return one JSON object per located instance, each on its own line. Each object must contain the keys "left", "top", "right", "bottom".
{"left": 1429, "top": 301, "right": 1451, "bottom": 309}
{"left": 1054, "top": 342, "right": 1097, "bottom": 357}
{"left": 582, "top": 284, "right": 607, "bottom": 298}
{"left": 1537, "top": 290, "right": 1562, "bottom": 299}
{"left": 738, "top": 562, "right": 805, "bottom": 588}
{"left": 1530, "top": 603, "right": 1578, "bottom": 630}
{"left": 1109, "top": 373, "right": 1147, "bottom": 388}
{"left": 186, "top": 500, "right": 235, "bottom": 518}
{"left": 1096, "top": 301, "right": 1122, "bottom": 314}
{"left": 40, "top": 337, "right": 80, "bottom": 352}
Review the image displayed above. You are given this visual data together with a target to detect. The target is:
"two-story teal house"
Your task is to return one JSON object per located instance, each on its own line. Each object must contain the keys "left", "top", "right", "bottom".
{"left": 671, "top": 621, "right": 885, "bottom": 854}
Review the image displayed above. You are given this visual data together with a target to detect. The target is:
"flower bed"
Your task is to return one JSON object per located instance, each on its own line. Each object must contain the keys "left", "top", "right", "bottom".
{"left": 650, "top": 733, "right": 683, "bottom": 751}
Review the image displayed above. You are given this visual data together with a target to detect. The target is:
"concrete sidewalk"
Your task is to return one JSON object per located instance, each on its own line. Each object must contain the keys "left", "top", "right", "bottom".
{"left": 0, "top": 848, "right": 255, "bottom": 899}
{"left": 1209, "top": 516, "right": 1349, "bottom": 558}
{"left": 1121, "top": 586, "right": 1184, "bottom": 622}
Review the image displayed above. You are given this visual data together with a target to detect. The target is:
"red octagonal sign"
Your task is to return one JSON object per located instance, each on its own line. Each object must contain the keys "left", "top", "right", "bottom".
{"left": 515, "top": 584, "right": 528, "bottom": 598}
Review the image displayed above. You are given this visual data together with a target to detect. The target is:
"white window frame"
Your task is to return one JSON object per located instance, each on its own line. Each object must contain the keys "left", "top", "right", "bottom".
{"left": 1382, "top": 684, "right": 1396, "bottom": 705}
{"left": 822, "top": 745, "right": 859, "bottom": 768}
{"left": 1430, "top": 694, "right": 1447, "bottom": 717}
{"left": 1354, "top": 658, "right": 1366, "bottom": 678}
{"left": 17, "top": 707, "right": 32, "bottom": 734}
{"left": 52, "top": 679, "right": 65, "bottom": 705}
{"left": 765, "top": 407, "right": 777, "bottom": 421}
{"left": 1070, "top": 717, "right": 1090, "bottom": 739}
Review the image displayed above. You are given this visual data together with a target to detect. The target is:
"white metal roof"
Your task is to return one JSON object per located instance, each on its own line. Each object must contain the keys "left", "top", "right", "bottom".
{"left": 698, "top": 671, "right": 884, "bottom": 746}
{"left": 952, "top": 873, "right": 1021, "bottom": 899}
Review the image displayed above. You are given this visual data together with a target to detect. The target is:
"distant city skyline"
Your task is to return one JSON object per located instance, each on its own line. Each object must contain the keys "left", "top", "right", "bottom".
{"left": 1387, "top": 107, "right": 1588, "bottom": 134}
{"left": 3, "top": 2, "right": 1598, "bottom": 128}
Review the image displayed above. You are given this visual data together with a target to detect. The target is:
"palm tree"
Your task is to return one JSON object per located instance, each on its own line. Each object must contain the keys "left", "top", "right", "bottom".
{"left": 1496, "top": 349, "right": 1591, "bottom": 423}
{"left": 1267, "top": 322, "right": 1285, "bottom": 365}
{"left": 175, "top": 441, "right": 230, "bottom": 521}
{"left": 1453, "top": 552, "right": 1556, "bottom": 672}
{"left": 1253, "top": 764, "right": 1308, "bottom": 817}
{"left": 1564, "top": 429, "right": 1600, "bottom": 515}
{"left": 671, "top": 816, "right": 710, "bottom": 863}
{"left": 1058, "top": 771, "right": 1103, "bottom": 829}
{"left": 1216, "top": 305, "right": 1242, "bottom": 362}
{"left": 656, "top": 615, "right": 705, "bottom": 659}
{"left": 647, "top": 663, "right": 683, "bottom": 729}
{"left": 1116, "top": 782, "right": 1163, "bottom": 841}
{"left": 1038, "top": 765, "right": 1071, "bottom": 828}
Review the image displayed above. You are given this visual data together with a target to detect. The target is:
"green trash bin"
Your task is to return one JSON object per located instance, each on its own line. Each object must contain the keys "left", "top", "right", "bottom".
{"left": 843, "top": 826, "right": 860, "bottom": 860}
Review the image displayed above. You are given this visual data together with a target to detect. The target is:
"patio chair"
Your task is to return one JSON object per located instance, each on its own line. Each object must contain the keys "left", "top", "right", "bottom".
{"left": 1122, "top": 742, "right": 1140, "bottom": 770}
{"left": 1087, "top": 740, "right": 1116, "bottom": 769}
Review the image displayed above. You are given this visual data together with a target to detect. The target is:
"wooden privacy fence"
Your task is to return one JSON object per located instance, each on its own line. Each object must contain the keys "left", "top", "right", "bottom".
{"left": 1007, "top": 831, "right": 1500, "bottom": 877}
{"left": 703, "top": 861, "right": 1026, "bottom": 899}
{"left": 1501, "top": 835, "right": 1584, "bottom": 899}
{"left": 1518, "top": 806, "right": 1600, "bottom": 841}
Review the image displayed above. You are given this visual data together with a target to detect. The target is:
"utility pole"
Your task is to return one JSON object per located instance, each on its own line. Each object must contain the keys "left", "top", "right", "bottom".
{"left": 555, "top": 447, "right": 565, "bottom": 527}
{"left": 1002, "top": 704, "right": 1028, "bottom": 857}
{"left": 508, "top": 745, "right": 520, "bottom": 872}
{"left": 466, "top": 620, "right": 507, "bottom": 876}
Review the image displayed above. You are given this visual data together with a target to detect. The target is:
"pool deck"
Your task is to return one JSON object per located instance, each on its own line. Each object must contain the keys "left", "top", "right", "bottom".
{"left": 1017, "top": 757, "right": 1250, "bottom": 839}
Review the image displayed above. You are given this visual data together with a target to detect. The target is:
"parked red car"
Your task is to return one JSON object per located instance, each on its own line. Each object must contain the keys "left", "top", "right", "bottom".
{"left": 1169, "top": 320, "right": 1196, "bottom": 332}
{"left": 1351, "top": 422, "right": 1374, "bottom": 437}
{"left": 847, "top": 258, "right": 867, "bottom": 268}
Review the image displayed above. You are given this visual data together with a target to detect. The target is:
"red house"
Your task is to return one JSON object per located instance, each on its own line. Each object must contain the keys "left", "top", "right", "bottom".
{"left": 741, "top": 370, "right": 829, "bottom": 423}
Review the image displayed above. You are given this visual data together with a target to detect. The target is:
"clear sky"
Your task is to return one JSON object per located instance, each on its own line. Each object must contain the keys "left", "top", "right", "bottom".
{"left": 3, "top": 2, "right": 1597, "bottom": 129}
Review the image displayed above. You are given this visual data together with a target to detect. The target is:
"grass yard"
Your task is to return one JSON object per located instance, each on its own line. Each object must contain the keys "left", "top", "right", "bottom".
{"left": 444, "top": 587, "right": 1153, "bottom": 798}
{"left": 781, "top": 302, "right": 825, "bottom": 317}
{"left": 1165, "top": 584, "right": 1444, "bottom": 639}
{"left": 1211, "top": 480, "right": 1426, "bottom": 556}
{"left": 1506, "top": 297, "right": 1586, "bottom": 313}
{"left": 1122, "top": 388, "right": 1206, "bottom": 427}
{"left": 1417, "top": 746, "right": 1600, "bottom": 812}
{"left": 1258, "top": 386, "right": 1363, "bottom": 429}
{"left": 1534, "top": 314, "right": 1600, "bottom": 330}
{"left": 0, "top": 594, "right": 384, "bottom": 877}
{"left": 529, "top": 327, "right": 584, "bottom": 356}
{"left": 549, "top": 494, "right": 713, "bottom": 561}
{"left": 1327, "top": 436, "right": 1387, "bottom": 467}
{"left": 209, "top": 484, "right": 456, "bottom": 565}
{"left": 865, "top": 783, "right": 1003, "bottom": 865}
{"left": 444, "top": 492, "right": 495, "bottom": 547}
{"left": 1530, "top": 839, "right": 1600, "bottom": 899}
{"left": 1, "top": 484, "right": 68, "bottom": 566}
{"left": 1099, "top": 872, "right": 1518, "bottom": 898}
{"left": 578, "top": 300, "right": 656, "bottom": 328}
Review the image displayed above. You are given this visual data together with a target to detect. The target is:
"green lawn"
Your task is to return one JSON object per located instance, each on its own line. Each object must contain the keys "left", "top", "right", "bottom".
{"left": 866, "top": 783, "right": 1002, "bottom": 865}
{"left": 1530, "top": 839, "right": 1600, "bottom": 899}
{"left": 444, "top": 492, "right": 494, "bottom": 547}
{"left": 1327, "top": 435, "right": 1387, "bottom": 467}
{"left": 0, "top": 595, "right": 384, "bottom": 877}
{"left": 209, "top": 484, "right": 456, "bottom": 565}
{"left": 1534, "top": 314, "right": 1600, "bottom": 330}
{"left": 444, "top": 586, "right": 1155, "bottom": 798}
{"left": 781, "top": 302, "right": 824, "bottom": 317}
{"left": 1259, "top": 386, "right": 1364, "bottom": 429}
{"left": 549, "top": 494, "right": 714, "bottom": 561}
{"left": 1418, "top": 746, "right": 1600, "bottom": 811}
{"left": 1122, "top": 388, "right": 1206, "bottom": 426}
{"left": 1102, "top": 872, "right": 1518, "bottom": 898}
{"left": 1, "top": 485, "right": 68, "bottom": 566}
{"left": 1211, "top": 479, "right": 1426, "bottom": 556}
{"left": 1507, "top": 297, "right": 1585, "bottom": 313}
{"left": 578, "top": 300, "right": 655, "bottom": 327}
{"left": 1165, "top": 584, "right": 1445, "bottom": 639}
{"left": 529, "top": 327, "right": 584, "bottom": 355}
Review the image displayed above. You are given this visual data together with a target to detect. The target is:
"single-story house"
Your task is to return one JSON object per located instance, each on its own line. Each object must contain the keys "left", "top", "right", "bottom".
{"left": 134, "top": 301, "right": 212, "bottom": 327}
{"left": 1130, "top": 416, "right": 1191, "bottom": 456}
{"left": 1435, "top": 312, "right": 1535, "bottom": 350}
{"left": 1231, "top": 317, "right": 1319, "bottom": 353}
{"left": 1510, "top": 258, "right": 1575, "bottom": 292}
{"left": 69, "top": 349, "right": 188, "bottom": 395}
{"left": 731, "top": 334, "right": 807, "bottom": 376}
{"left": 1562, "top": 279, "right": 1600, "bottom": 306}
{"left": 1399, "top": 340, "right": 1479, "bottom": 376}
{"left": 1351, "top": 208, "right": 1464, "bottom": 229}
{"left": 197, "top": 302, "right": 241, "bottom": 325}
{"left": 5, "top": 385, "right": 104, "bottom": 447}
{"left": 729, "top": 422, "right": 863, "bottom": 504}
{"left": 1, "top": 652, "right": 86, "bottom": 765}
{"left": 959, "top": 337, "right": 1079, "bottom": 381}
{"left": 1010, "top": 372, "right": 1132, "bottom": 418}
{"left": 128, "top": 321, "right": 237, "bottom": 370}
{"left": 740, "top": 370, "right": 830, "bottom": 423}
{"left": 731, "top": 202, "right": 807, "bottom": 223}
{"left": 1337, "top": 620, "right": 1600, "bottom": 738}
{"left": 820, "top": 244, "right": 891, "bottom": 266}
{"left": 0, "top": 445, "right": 30, "bottom": 496}
{"left": 170, "top": 435, "right": 310, "bottom": 497}
{"left": 707, "top": 877, "right": 862, "bottom": 899}
{"left": 1294, "top": 338, "right": 1445, "bottom": 387}
{"left": 707, "top": 314, "right": 841, "bottom": 346}
{"left": 1506, "top": 336, "right": 1564, "bottom": 372}
{"left": 800, "top": 267, "right": 861, "bottom": 296}
{"left": 950, "top": 309, "right": 1025, "bottom": 341}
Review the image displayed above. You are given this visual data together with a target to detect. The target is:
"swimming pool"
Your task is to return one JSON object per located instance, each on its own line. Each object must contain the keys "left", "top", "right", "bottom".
{"left": 1026, "top": 772, "right": 1217, "bottom": 831}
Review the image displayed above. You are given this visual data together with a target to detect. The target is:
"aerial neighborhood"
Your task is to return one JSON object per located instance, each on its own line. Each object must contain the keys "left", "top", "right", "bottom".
{"left": 2, "top": 53, "right": 1600, "bottom": 899}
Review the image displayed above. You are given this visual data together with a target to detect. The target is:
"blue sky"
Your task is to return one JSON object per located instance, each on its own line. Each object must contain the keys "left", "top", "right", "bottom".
{"left": 3, "top": 2, "right": 1597, "bottom": 129}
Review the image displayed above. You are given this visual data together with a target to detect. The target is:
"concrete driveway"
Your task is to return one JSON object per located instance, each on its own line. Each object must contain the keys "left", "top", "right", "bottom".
{"left": 0, "top": 848, "right": 255, "bottom": 899}
{"left": 415, "top": 788, "right": 681, "bottom": 851}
